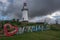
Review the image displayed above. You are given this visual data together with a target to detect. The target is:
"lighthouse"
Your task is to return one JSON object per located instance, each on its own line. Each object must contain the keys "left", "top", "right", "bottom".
{"left": 21, "top": 2, "right": 28, "bottom": 22}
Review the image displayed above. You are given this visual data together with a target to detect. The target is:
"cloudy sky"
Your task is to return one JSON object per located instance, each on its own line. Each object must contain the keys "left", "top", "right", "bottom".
{"left": 0, "top": 0, "right": 60, "bottom": 23}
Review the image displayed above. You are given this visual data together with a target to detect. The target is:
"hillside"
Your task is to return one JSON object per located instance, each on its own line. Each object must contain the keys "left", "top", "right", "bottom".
{"left": 0, "top": 30, "right": 60, "bottom": 40}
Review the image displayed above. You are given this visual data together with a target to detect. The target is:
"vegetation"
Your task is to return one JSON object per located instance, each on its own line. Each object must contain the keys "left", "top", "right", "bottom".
{"left": 50, "top": 24, "right": 60, "bottom": 31}
{"left": 0, "top": 20, "right": 60, "bottom": 40}
{"left": 0, "top": 30, "right": 60, "bottom": 40}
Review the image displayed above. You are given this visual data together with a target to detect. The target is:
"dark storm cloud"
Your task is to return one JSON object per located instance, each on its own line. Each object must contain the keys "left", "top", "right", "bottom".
{"left": 28, "top": 0, "right": 60, "bottom": 17}
{"left": 28, "top": 0, "right": 59, "bottom": 17}
{"left": 2, "top": 0, "right": 60, "bottom": 19}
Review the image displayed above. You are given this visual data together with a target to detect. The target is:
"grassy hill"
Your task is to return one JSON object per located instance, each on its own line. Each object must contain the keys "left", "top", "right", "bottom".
{"left": 0, "top": 30, "right": 60, "bottom": 40}
{"left": 0, "top": 20, "right": 60, "bottom": 40}
{"left": 0, "top": 24, "right": 59, "bottom": 40}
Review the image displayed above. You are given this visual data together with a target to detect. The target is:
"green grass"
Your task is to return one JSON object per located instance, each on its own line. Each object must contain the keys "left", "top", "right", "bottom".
{"left": 0, "top": 30, "right": 60, "bottom": 40}
{"left": 0, "top": 21, "right": 60, "bottom": 40}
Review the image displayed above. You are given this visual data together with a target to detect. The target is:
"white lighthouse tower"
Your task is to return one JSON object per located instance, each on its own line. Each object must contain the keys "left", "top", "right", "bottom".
{"left": 21, "top": 1, "right": 28, "bottom": 22}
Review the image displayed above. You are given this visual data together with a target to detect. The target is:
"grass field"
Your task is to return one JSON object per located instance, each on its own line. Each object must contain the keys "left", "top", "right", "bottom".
{"left": 0, "top": 22, "right": 60, "bottom": 40}
{"left": 0, "top": 30, "right": 60, "bottom": 40}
